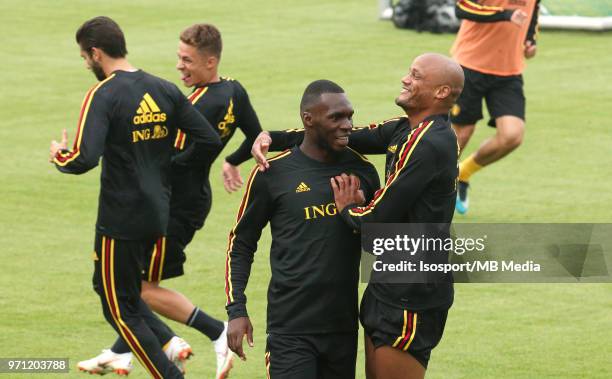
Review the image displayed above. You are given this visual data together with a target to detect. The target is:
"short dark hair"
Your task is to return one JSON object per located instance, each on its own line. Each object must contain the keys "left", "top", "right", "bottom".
{"left": 300, "top": 80, "right": 345, "bottom": 112}
{"left": 76, "top": 16, "right": 127, "bottom": 58}
{"left": 180, "top": 24, "right": 223, "bottom": 59}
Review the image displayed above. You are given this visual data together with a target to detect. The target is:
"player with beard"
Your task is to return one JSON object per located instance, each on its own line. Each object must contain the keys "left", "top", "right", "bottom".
{"left": 251, "top": 54, "right": 464, "bottom": 379}
{"left": 78, "top": 23, "right": 261, "bottom": 378}
{"left": 49, "top": 16, "right": 222, "bottom": 379}
{"left": 226, "top": 80, "right": 379, "bottom": 378}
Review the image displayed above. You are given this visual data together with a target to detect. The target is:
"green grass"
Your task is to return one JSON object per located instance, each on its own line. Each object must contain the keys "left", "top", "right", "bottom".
{"left": 0, "top": 1, "right": 611, "bottom": 378}
{"left": 543, "top": 0, "right": 612, "bottom": 17}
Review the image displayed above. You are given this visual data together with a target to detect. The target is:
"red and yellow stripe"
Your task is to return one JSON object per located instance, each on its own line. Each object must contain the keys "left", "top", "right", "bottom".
{"left": 271, "top": 115, "right": 406, "bottom": 136}
{"left": 349, "top": 120, "right": 434, "bottom": 217}
{"left": 392, "top": 311, "right": 418, "bottom": 351}
{"left": 281, "top": 127, "right": 305, "bottom": 133}
{"left": 54, "top": 75, "right": 116, "bottom": 166}
{"left": 457, "top": 0, "right": 504, "bottom": 16}
{"left": 224, "top": 166, "right": 260, "bottom": 304}
{"left": 224, "top": 150, "right": 292, "bottom": 304}
{"left": 100, "top": 237, "right": 163, "bottom": 379}
{"left": 173, "top": 128, "right": 187, "bottom": 150}
{"left": 265, "top": 351, "right": 271, "bottom": 379}
{"left": 147, "top": 237, "right": 166, "bottom": 282}
{"left": 364, "top": 115, "right": 408, "bottom": 130}
{"left": 174, "top": 86, "right": 209, "bottom": 150}
{"left": 189, "top": 86, "right": 208, "bottom": 105}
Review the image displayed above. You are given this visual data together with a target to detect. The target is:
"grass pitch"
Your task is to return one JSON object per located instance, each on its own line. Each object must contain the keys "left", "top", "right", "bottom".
{"left": 0, "top": 1, "right": 611, "bottom": 378}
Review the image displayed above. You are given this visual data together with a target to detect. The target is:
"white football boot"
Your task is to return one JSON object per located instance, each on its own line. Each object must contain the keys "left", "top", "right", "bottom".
{"left": 213, "top": 322, "right": 234, "bottom": 379}
{"left": 77, "top": 349, "right": 133, "bottom": 376}
{"left": 163, "top": 336, "right": 193, "bottom": 374}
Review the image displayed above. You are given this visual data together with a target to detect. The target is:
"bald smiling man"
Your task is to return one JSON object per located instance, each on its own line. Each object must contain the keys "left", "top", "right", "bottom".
{"left": 251, "top": 53, "right": 464, "bottom": 379}
{"left": 331, "top": 53, "right": 463, "bottom": 379}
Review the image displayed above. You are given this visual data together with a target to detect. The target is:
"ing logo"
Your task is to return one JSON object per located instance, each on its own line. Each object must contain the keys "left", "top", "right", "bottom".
{"left": 132, "top": 93, "right": 169, "bottom": 143}
{"left": 304, "top": 202, "right": 337, "bottom": 220}
{"left": 132, "top": 125, "right": 169, "bottom": 143}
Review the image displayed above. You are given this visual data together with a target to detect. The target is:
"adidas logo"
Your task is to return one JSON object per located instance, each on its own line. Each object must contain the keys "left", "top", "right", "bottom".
{"left": 295, "top": 182, "right": 311, "bottom": 193}
{"left": 133, "top": 93, "right": 167, "bottom": 125}
{"left": 388, "top": 144, "right": 397, "bottom": 153}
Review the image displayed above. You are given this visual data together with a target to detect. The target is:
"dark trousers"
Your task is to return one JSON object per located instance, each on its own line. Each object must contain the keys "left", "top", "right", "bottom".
{"left": 92, "top": 234, "right": 183, "bottom": 379}
{"left": 265, "top": 332, "right": 358, "bottom": 379}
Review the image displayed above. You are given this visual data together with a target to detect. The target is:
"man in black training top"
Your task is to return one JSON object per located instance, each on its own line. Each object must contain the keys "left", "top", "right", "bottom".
{"left": 49, "top": 17, "right": 221, "bottom": 379}
{"left": 225, "top": 80, "right": 380, "bottom": 378}
{"left": 252, "top": 54, "right": 464, "bottom": 379}
{"left": 79, "top": 23, "right": 262, "bottom": 378}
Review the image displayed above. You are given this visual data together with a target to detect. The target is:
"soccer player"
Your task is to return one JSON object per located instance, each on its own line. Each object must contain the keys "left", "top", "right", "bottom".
{"left": 226, "top": 80, "right": 380, "bottom": 378}
{"left": 451, "top": 0, "right": 540, "bottom": 214}
{"left": 331, "top": 53, "right": 462, "bottom": 379}
{"left": 49, "top": 16, "right": 222, "bottom": 379}
{"left": 251, "top": 54, "right": 464, "bottom": 379}
{"left": 175, "top": 23, "right": 263, "bottom": 194}
{"left": 79, "top": 23, "right": 262, "bottom": 378}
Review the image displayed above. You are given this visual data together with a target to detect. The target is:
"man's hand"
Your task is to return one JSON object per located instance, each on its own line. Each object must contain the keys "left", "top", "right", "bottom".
{"left": 510, "top": 9, "right": 527, "bottom": 26}
{"left": 524, "top": 40, "right": 537, "bottom": 59}
{"left": 49, "top": 129, "right": 68, "bottom": 162}
{"left": 227, "top": 316, "right": 254, "bottom": 361}
{"left": 331, "top": 174, "right": 365, "bottom": 212}
{"left": 222, "top": 161, "right": 244, "bottom": 193}
{"left": 251, "top": 131, "right": 272, "bottom": 171}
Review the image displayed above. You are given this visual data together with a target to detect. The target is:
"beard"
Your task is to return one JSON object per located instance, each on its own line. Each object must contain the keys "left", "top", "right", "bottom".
{"left": 314, "top": 132, "right": 333, "bottom": 152}
{"left": 314, "top": 132, "right": 346, "bottom": 155}
{"left": 91, "top": 61, "right": 106, "bottom": 81}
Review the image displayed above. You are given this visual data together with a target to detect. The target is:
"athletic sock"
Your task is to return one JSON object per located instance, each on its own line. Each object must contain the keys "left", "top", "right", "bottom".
{"left": 186, "top": 307, "right": 224, "bottom": 341}
{"left": 458, "top": 154, "right": 483, "bottom": 183}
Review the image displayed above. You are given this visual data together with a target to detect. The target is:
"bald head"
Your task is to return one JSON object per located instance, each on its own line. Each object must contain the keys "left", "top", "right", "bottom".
{"left": 417, "top": 53, "right": 464, "bottom": 105}
{"left": 396, "top": 53, "right": 464, "bottom": 116}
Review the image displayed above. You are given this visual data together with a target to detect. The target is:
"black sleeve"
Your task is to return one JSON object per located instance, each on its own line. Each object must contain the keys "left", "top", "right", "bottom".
{"left": 269, "top": 129, "right": 305, "bottom": 152}
{"left": 526, "top": 0, "right": 540, "bottom": 44}
{"left": 340, "top": 139, "right": 438, "bottom": 230}
{"left": 53, "top": 85, "right": 111, "bottom": 174}
{"left": 172, "top": 90, "right": 222, "bottom": 167}
{"left": 347, "top": 118, "right": 400, "bottom": 155}
{"left": 455, "top": 0, "right": 514, "bottom": 23}
{"left": 225, "top": 168, "right": 272, "bottom": 320}
{"left": 268, "top": 117, "right": 401, "bottom": 154}
{"left": 225, "top": 83, "right": 263, "bottom": 166}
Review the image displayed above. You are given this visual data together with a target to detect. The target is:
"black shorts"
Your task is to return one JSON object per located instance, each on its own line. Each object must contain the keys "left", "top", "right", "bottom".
{"left": 265, "top": 332, "right": 357, "bottom": 379}
{"left": 92, "top": 233, "right": 155, "bottom": 297}
{"left": 142, "top": 218, "right": 197, "bottom": 282}
{"left": 451, "top": 66, "right": 525, "bottom": 127}
{"left": 359, "top": 289, "right": 448, "bottom": 369}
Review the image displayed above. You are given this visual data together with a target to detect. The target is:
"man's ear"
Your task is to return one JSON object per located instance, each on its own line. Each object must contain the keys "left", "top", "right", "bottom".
{"left": 435, "top": 85, "right": 451, "bottom": 100}
{"left": 90, "top": 47, "right": 102, "bottom": 62}
{"left": 207, "top": 55, "right": 219, "bottom": 69}
{"left": 301, "top": 111, "right": 313, "bottom": 128}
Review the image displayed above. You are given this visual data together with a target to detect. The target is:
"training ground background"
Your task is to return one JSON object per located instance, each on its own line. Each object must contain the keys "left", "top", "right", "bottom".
{"left": 1, "top": 1, "right": 611, "bottom": 378}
